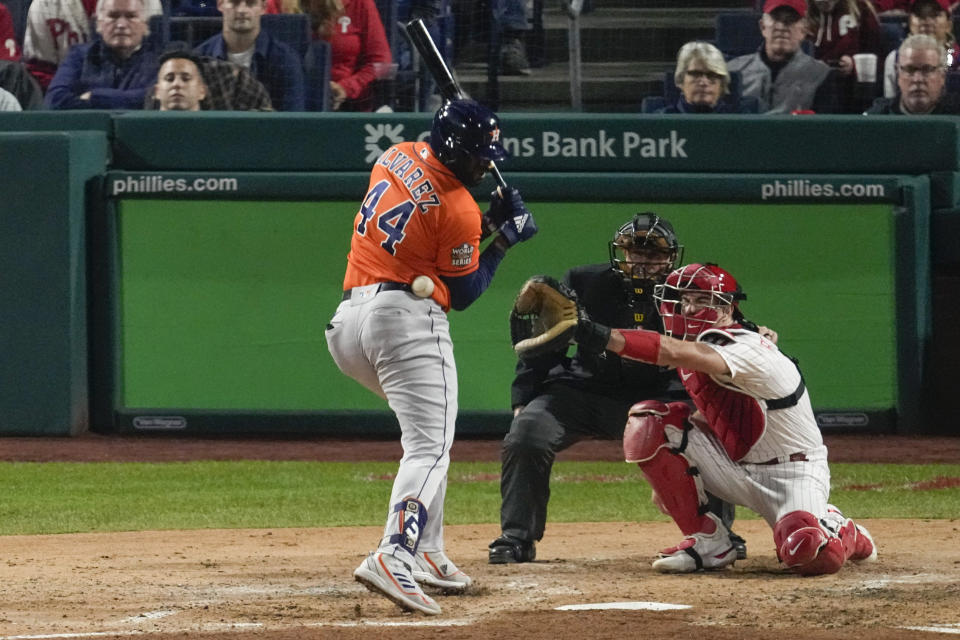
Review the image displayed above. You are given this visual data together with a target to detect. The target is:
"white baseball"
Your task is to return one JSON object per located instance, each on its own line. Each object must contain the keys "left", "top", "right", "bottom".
{"left": 412, "top": 275, "right": 435, "bottom": 298}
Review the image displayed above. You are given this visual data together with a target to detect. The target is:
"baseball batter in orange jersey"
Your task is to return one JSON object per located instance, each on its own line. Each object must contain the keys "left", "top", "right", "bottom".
{"left": 343, "top": 139, "right": 483, "bottom": 311}
{"left": 325, "top": 99, "right": 538, "bottom": 615}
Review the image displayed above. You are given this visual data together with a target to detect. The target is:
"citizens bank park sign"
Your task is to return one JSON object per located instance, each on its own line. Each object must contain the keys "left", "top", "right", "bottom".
{"left": 361, "top": 122, "right": 689, "bottom": 164}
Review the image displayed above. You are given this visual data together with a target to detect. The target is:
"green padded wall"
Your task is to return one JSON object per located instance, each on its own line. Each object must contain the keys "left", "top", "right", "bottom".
{"left": 112, "top": 193, "right": 908, "bottom": 434}
{"left": 0, "top": 131, "right": 108, "bottom": 435}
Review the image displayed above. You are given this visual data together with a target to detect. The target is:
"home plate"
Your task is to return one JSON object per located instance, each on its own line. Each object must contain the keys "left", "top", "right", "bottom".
{"left": 555, "top": 602, "right": 692, "bottom": 612}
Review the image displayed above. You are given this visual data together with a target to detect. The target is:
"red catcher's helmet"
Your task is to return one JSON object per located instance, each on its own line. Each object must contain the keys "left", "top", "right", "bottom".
{"left": 653, "top": 263, "right": 740, "bottom": 339}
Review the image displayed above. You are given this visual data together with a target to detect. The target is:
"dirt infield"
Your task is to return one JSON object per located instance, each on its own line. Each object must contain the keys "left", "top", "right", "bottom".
{"left": 1, "top": 434, "right": 958, "bottom": 640}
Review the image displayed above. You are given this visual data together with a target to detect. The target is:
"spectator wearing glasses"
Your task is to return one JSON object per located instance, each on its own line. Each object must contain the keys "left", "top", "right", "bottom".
{"left": 657, "top": 41, "right": 755, "bottom": 113}
{"left": 44, "top": 0, "right": 160, "bottom": 109}
{"left": 882, "top": 0, "right": 960, "bottom": 97}
{"left": 866, "top": 32, "right": 960, "bottom": 112}
{"left": 728, "top": 0, "right": 838, "bottom": 113}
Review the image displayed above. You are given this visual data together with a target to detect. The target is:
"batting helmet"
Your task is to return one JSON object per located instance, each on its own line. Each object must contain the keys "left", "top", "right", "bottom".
{"left": 653, "top": 263, "right": 739, "bottom": 339}
{"left": 609, "top": 213, "right": 684, "bottom": 284}
{"left": 429, "top": 99, "right": 508, "bottom": 185}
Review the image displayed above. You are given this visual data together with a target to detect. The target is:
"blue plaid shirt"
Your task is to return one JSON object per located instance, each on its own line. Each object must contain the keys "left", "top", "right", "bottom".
{"left": 195, "top": 31, "right": 305, "bottom": 111}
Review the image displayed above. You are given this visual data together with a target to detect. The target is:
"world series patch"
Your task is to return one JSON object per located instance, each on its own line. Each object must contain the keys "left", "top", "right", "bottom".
{"left": 450, "top": 243, "right": 474, "bottom": 267}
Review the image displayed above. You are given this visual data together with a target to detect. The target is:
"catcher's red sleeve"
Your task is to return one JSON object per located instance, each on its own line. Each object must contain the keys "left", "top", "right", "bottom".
{"left": 617, "top": 329, "right": 662, "bottom": 364}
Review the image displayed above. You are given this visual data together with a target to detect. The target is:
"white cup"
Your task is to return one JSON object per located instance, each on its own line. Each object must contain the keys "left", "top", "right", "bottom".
{"left": 853, "top": 53, "right": 878, "bottom": 84}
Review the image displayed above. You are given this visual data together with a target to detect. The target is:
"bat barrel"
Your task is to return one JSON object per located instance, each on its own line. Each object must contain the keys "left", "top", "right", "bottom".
{"left": 402, "top": 19, "right": 463, "bottom": 101}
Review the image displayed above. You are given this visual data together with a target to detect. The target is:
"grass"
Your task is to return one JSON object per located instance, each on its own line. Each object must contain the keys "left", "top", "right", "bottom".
{"left": 0, "top": 461, "right": 958, "bottom": 536}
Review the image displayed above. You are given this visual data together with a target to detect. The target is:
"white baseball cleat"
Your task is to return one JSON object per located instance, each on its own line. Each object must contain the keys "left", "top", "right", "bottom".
{"left": 354, "top": 552, "right": 441, "bottom": 615}
{"left": 652, "top": 514, "right": 737, "bottom": 573}
{"left": 851, "top": 523, "right": 878, "bottom": 563}
{"left": 412, "top": 550, "right": 473, "bottom": 591}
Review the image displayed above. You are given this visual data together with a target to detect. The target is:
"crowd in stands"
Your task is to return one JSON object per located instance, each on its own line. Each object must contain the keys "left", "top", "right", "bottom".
{"left": 651, "top": 0, "right": 960, "bottom": 115}
{"left": 0, "top": 0, "right": 416, "bottom": 110}
{"left": 2, "top": 0, "right": 960, "bottom": 113}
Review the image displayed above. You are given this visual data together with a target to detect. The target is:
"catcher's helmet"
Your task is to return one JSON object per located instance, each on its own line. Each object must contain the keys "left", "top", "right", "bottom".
{"left": 653, "top": 263, "right": 739, "bottom": 340}
{"left": 430, "top": 99, "right": 508, "bottom": 185}
{"left": 609, "top": 213, "right": 683, "bottom": 283}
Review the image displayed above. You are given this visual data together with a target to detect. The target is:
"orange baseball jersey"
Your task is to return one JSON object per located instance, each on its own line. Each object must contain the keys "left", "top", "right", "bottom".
{"left": 343, "top": 141, "right": 484, "bottom": 311}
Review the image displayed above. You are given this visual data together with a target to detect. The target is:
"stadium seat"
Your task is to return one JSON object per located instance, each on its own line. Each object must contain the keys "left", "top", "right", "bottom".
{"left": 305, "top": 39, "right": 331, "bottom": 111}
{"left": 171, "top": 0, "right": 220, "bottom": 17}
{"left": 715, "top": 11, "right": 762, "bottom": 59}
{"left": 640, "top": 96, "right": 667, "bottom": 113}
{"left": 146, "top": 13, "right": 171, "bottom": 52}
{"left": 262, "top": 13, "right": 310, "bottom": 59}
{"left": 169, "top": 16, "right": 221, "bottom": 47}
{"left": 947, "top": 71, "right": 960, "bottom": 94}
{"left": 879, "top": 20, "right": 906, "bottom": 59}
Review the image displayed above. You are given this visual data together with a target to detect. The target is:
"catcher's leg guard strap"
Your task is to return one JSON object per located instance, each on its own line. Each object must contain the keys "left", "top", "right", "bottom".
{"left": 388, "top": 498, "right": 428, "bottom": 556}
{"left": 623, "top": 400, "right": 691, "bottom": 463}
{"left": 624, "top": 401, "right": 711, "bottom": 536}
{"left": 774, "top": 510, "right": 844, "bottom": 575}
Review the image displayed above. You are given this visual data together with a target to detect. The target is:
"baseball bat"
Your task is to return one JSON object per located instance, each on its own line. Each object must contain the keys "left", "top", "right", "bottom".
{"left": 402, "top": 18, "right": 509, "bottom": 195}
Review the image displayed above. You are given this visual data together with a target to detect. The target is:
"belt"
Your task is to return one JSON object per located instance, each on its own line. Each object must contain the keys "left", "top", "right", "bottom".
{"left": 757, "top": 452, "right": 808, "bottom": 465}
{"left": 341, "top": 282, "right": 412, "bottom": 301}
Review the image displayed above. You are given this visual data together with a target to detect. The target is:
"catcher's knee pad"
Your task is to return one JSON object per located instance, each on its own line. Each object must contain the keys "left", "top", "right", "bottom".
{"left": 388, "top": 497, "right": 428, "bottom": 556}
{"left": 623, "top": 400, "right": 690, "bottom": 463}
{"left": 774, "top": 511, "right": 844, "bottom": 576}
{"left": 624, "top": 401, "right": 708, "bottom": 536}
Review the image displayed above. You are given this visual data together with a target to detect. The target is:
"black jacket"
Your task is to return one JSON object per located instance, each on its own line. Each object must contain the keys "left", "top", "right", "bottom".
{"left": 510, "top": 263, "right": 675, "bottom": 407}
{"left": 865, "top": 92, "right": 960, "bottom": 115}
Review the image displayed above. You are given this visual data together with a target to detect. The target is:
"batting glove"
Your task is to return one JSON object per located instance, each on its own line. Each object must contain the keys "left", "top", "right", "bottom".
{"left": 486, "top": 187, "right": 522, "bottom": 227}
{"left": 495, "top": 191, "right": 537, "bottom": 247}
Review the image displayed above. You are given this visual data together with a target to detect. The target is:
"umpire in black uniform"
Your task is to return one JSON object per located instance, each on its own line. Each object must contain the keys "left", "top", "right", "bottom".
{"left": 488, "top": 213, "right": 745, "bottom": 563}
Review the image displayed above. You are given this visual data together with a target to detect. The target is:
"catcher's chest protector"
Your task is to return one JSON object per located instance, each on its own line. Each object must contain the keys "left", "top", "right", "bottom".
{"left": 680, "top": 368, "right": 765, "bottom": 462}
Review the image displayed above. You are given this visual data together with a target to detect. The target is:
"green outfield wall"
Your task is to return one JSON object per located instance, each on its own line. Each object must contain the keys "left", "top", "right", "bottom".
{"left": 0, "top": 112, "right": 950, "bottom": 436}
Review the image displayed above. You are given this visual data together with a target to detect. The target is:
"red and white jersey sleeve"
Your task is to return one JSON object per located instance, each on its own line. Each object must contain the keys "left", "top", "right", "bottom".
{"left": 342, "top": 141, "right": 482, "bottom": 311}
{"left": 689, "top": 328, "right": 824, "bottom": 464}
{"left": 23, "top": 0, "right": 162, "bottom": 65}
{"left": 1, "top": 4, "right": 20, "bottom": 61}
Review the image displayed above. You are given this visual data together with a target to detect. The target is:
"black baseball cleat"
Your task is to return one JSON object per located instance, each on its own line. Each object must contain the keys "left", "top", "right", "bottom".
{"left": 729, "top": 531, "right": 748, "bottom": 560}
{"left": 488, "top": 536, "right": 536, "bottom": 564}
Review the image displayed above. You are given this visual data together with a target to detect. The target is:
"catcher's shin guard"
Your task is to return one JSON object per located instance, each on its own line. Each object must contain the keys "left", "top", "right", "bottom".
{"left": 774, "top": 510, "right": 845, "bottom": 576}
{"left": 623, "top": 400, "right": 713, "bottom": 536}
{"left": 389, "top": 498, "right": 428, "bottom": 557}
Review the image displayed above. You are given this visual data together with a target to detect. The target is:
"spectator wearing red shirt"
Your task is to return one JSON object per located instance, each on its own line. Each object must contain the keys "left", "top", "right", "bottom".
{"left": 1, "top": 2, "right": 20, "bottom": 61}
{"left": 266, "top": 0, "right": 391, "bottom": 111}
{"left": 808, "top": 0, "right": 882, "bottom": 74}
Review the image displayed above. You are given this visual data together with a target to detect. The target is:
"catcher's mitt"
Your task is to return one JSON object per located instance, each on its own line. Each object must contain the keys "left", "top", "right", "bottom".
{"left": 510, "top": 275, "right": 580, "bottom": 359}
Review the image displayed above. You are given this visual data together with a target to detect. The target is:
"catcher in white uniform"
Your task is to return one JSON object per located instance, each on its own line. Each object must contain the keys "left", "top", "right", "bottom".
{"left": 517, "top": 263, "right": 877, "bottom": 575}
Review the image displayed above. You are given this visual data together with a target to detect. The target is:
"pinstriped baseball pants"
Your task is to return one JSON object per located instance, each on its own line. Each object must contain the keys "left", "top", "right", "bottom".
{"left": 673, "top": 425, "right": 832, "bottom": 526}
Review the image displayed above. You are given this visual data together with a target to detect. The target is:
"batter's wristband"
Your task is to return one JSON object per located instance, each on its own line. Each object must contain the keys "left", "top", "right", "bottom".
{"left": 619, "top": 330, "right": 662, "bottom": 364}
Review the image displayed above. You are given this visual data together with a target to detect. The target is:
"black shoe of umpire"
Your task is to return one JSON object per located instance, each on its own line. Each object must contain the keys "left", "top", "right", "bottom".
{"left": 729, "top": 531, "right": 748, "bottom": 560}
{"left": 488, "top": 536, "right": 536, "bottom": 564}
